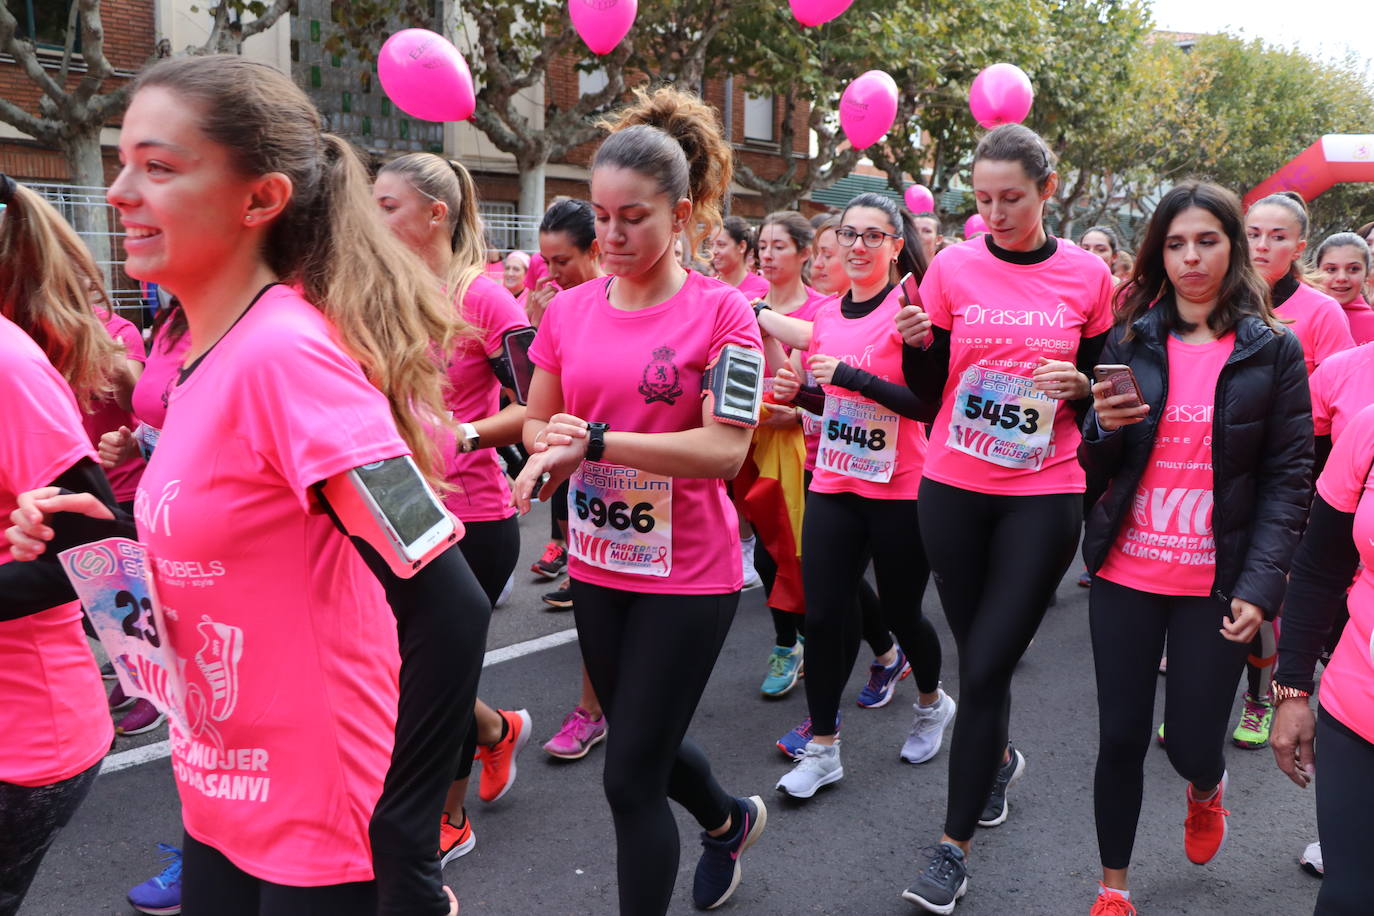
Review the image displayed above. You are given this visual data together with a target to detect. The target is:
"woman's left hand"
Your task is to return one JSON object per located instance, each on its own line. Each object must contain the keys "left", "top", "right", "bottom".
{"left": 1220, "top": 597, "right": 1264, "bottom": 643}
{"left": 1032, "top": 357, "right": 1090, "bottom": 400}
{"left": 807, "top": 354, "right": 841, "bottom": 387}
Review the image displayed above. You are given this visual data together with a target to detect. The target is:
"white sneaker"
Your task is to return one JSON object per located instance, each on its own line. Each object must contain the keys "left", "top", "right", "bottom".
{"left": 776, "top": 741, "right": 843, "bottom": 798}
{"left": 901, "top": 690, "right": 956, "bottom": 764}
{"left": 495, "top": 573, "right": 514, "bottom": 608}
{"left": 1300, "top": 840, "right": 1324, "bottom": 877}
{"left": 741, "top": 535, "right": 762, "bottom": 589}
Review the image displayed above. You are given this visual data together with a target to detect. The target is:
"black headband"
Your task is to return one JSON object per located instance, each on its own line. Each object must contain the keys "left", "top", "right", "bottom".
{"left": 0, "top": 173, "right": 15, "bottom": 205}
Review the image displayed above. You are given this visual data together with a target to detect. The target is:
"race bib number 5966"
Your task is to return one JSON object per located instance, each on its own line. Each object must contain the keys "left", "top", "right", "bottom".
{"left": 569, "top": 461, "right": 673, "bottom": 577}
{"left": 947, "top": 365, "right": 1057, "bottom": 471}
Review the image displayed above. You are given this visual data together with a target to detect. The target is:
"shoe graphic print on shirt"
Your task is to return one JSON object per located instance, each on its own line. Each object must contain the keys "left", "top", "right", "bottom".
{"left": 638, "top": 346, "right": 684, "bottom": 405}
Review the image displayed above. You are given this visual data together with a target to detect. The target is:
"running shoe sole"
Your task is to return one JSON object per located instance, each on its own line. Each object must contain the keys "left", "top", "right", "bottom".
{"left": 901, "top": 876, "right": 967, "bottom": 914}
{"left": 484, "top": 709, "right": 532, "bottom": 803}
{"left": 976, "top": 750, "right": 1025, "bottom": 827}
{"left": 544, "top": 726, "right": 607, "bottom": 761}
{"left": 127, "top": 903, "right": 181, "bottom": 916}
{"left": 700, "top": 796, "right": 768, "bottom": 910}
{"left": 775, "top": 765, "right": 843, "bottom": 799}
{"left": 117, "top": 711, "right": 168, "bottom": 736}
{"left": 439, "top": 829, "right": 476, "bottom": 867}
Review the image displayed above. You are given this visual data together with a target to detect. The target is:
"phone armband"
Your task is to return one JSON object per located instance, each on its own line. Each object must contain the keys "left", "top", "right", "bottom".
{"left": 488, "top": 326, "right": 537, "bottom": 406}
{"left": 320, "top": 456, "right": 460, "bottom": 579}
{"left": 702, "top": 344, "right": 764, "bottom": 429}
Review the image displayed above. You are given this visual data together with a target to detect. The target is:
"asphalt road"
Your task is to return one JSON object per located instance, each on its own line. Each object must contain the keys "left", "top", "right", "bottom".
{"left": 23, "top": 508, "right": 1323, "bottom": 915}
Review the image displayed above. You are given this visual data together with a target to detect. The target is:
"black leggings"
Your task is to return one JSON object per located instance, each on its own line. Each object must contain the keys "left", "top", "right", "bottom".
{"left": 549, "top": 480, "right": 570, "bottom": 542}
{"left": 753, "top": 530, "right": 891, "bottom": 657}
{"left": 571, "top": 581, "right": 738, "bottom": 916}
{"left": 1316, "top": 709, "right": 1374, "bottom": 914}
{"left": 455, "top": 515, "right": 522, "bottom": 782}
{"left": 1088, "top": 578, "right": 1249, "bottom": 869}
{"left": 801, "top": 490, "right": 939, "bottom": 738}
{"left": 0, "top": 763, "right": 99, "bottom": 916}
{"left": 181, "top": 832, "right": 377, "bottom": 915}
{"left": 918, "top": 478, "right": 1081, "bottom": 841}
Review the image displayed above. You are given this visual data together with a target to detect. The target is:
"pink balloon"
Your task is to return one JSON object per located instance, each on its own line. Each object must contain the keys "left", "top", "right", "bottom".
{"left": 964, "top": 214, "right": 988, "bottom": 238}
{"left": 904, "top": 184, "right": 935, "bottom": 214}
{"left": 789, "top": 0, "right": 854, "bottom": 27}
{"left": 569, "top": 0, "right": 637, "bottom": 55}
{"left": 968, "top": 63, "right": 1034, "bottom": 129}
{"left": 839, "top": 70, "right": 899, "bottom": 151}
{"left": 378, "top": 29, "right": 475, "bottom": 122}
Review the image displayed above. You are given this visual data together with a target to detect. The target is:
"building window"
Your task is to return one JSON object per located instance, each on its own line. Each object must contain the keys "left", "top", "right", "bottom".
{"left": 743, "top": 92, "right": 775, "bottom": 143}
{"left": 579, "top": 68, "right": 609, "bottom": 97}
{"left": 8, "top": 0, "right": 75, "bottom": 50}
{"left": 480, "top": 202, "right": 520, "bottom": 252}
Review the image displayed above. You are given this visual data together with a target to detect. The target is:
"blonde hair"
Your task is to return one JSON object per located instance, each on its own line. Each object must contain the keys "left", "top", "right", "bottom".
{"left": 378, "top": 153, "right": 487, "bottom": 314}
{"left": 595, "top": 86, "right": 733, "bottom": 253}
{"left": 0, "top": 181, "right": 124, "bottom": 405}
{"left": 135, "top": 55, "right": 461, "bottom": 485}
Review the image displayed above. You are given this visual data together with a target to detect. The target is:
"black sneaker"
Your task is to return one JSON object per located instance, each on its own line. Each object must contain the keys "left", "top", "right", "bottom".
{"left": 542, "top": 579, "right": 573, "bottom": 610}
{"left": 977, "top": 745, "right": 1026, "bottom": 827}
{"left": 692, "top": 796, "right": 767, "bottom": 910}
{"left": 901, "top": 843, "right": 968, "bottom": 913}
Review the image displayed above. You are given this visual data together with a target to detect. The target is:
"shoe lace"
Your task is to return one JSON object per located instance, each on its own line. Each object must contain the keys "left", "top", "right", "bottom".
{"left": 1185, "top": 791, "right": 1230, "bottom": 830}
{"left": 153, "top": 843, "right": 182, "bottom": 885}
{"left": 793, "top": 716, "right": 814, "bottom": 741}
{"left": 919, "top": 844, "right": 959, "bottom": 883}
{"left": 1093, "top": 889, "right": 1136, "bottom": 915}
{"left": 539, "top": 542, "right": 562, "bottom": 563}
{"left": 864, "top": 658, "right": 893, "bottom": 694}
{"left": 1238, "top": 698, "right": 1268, "bottom": 733}
{"left": 767, "top": 649, "right": 791, "bottom": 678}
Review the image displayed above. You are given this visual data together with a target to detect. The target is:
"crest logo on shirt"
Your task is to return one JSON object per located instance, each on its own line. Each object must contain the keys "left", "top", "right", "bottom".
{"left": 639, "top": 346, "right": 684, "bottom": 405}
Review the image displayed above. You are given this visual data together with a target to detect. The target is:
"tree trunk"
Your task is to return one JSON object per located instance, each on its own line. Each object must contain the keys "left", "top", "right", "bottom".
{"left": 517, "top": 159, "right": 546, "bottom": 251}
{"left": 63, "top": 123, "right": 113, "bottom": 284}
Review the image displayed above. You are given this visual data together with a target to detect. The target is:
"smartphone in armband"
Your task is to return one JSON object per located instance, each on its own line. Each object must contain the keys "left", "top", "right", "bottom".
{"left": 899, "top": 271, "right": 921, "bottom": 308}
{"left": 1092, "top": 364, "right": 1143, "bottom": 408}
{"left": 322, "top": 455, "right": 458, "bottom": 578}
{"left": 489, "top": 327, "right": 537, "bottom": 406}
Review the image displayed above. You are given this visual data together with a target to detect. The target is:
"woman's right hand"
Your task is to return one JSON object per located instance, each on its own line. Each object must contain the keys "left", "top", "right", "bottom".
{"left": 525, "top": 278, "right": 560, "bottom": 328}
{"left": 1091, "top": 380, "right": 1151, "bottom": 431}
{"left": 6, "top": 487, "right": 115, "bottom": 561}
{"left": 772, "top": 365, "right": 801, "bottom": 404}
{"left": 98, "top": 426, "right": 138, "bottom": 470}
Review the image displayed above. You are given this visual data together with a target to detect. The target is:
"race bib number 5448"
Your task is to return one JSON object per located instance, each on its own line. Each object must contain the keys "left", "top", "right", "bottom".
{"left": 947, "top": 365, "right": 1057, "bottom": 471}
{"left": 817, "top": 394, "right": 900, "bottom": 483}
{"left": 569, "top": 461, "right": 672, "bottom": 577}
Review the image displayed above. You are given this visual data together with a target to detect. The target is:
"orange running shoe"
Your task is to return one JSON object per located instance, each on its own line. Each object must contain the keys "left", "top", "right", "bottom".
{"left": 477, "top": 709, "right": 532, "bottom": 803}
{"left": 438, "top": 812, "right": 475, "bottom": 867}
{"left": 1090, "top": 884, "right": 1137, "bottom": 914}
{"left": 1184, "top": 771, "right": 1230, "bottom": 864}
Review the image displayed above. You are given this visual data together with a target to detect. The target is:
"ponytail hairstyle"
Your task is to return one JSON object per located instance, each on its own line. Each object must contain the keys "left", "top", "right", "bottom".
{"left": 720, "top": 215, "right": 756, "bottom": 261}
{"left": 594, "top": 86, "right": 733, "bottom": 254}
{"left": 539, "top": 198, "right": 597, "bottom": 252}
{"left": 133, "top": 55, "right": 461, "bottom": 486}
{"left": 0, "top": 178, "right": 124, "bottom": 405}
{"left": 1248, "top": 190, "right": 1311, "bottom": 282}
{"left": 841, "top": 191, "right": 929, "bottom": 285}
{"left": 972, "top": 124, "right": 1057, "bottom": 192}
{"left": 1115, "top": 181, "right": 1276, "bottom": 338}
{"left": 760, "top": 210, "right": 814, "bottom": 283}
{"left": 378, "top": 153, "right": 487, "bottom": 312}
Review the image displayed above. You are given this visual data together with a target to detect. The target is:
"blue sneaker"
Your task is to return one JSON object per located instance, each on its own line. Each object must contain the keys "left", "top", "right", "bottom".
{"left": 856, "top": 648, "right": 910, "bottom": 708}
{"left": 776, "top": 714, "right": 840, "bottom": 759}
{"left": 692, "top": 795, "right": 768, "bottom": 910}
{"left": 128, "top": 843, "right": 182, "bottom": 915}
{"left": 760, "top": 641, "right": 804, "bottom": 698}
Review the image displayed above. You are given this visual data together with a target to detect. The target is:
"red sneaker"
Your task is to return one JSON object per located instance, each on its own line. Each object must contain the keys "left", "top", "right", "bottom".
{"left": 438, "top": 812, "right": 475, "bottom": 867}
{"left": 477, "top": 709, "right": 531, "bottom": 803}
{"left": 1184, "top": 772, "right": 1230, "bottom": 864}
{"left": 1090, "top": 885, "right": 1136, "bottom": 914}
{"left": 530, "top": 542, "right": 567, "bottom": 579}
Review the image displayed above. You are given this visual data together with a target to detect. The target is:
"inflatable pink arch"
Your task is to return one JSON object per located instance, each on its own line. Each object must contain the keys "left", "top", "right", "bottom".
{"left": 1243, "top": 134, "right": 1374, "bottom": 207}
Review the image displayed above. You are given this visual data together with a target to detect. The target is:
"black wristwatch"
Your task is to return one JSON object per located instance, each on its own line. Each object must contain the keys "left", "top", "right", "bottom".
{"left": 586, "top": 422, "right": 610, "bottom": 463}
{"left": 752, "top": 299, "right": 771, "bottom": 319}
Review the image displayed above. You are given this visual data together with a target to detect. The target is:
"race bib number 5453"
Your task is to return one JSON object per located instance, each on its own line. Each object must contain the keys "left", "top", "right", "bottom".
{"left": 569, "top": 461, "right": 672, "bottom": 577}
{"left": 947, "top": 365, "right": 1058, "bottom": 471}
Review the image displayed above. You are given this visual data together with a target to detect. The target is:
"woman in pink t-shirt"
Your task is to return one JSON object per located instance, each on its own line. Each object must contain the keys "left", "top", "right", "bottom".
{"left": 0, "top": 176, "right": 120, "bottom": 916}
{"left": 1273, "top": 403, "right": 1374, "bottom": 911}
{"left": 10, "top": 57, "right": 490, "bottom": 915}
{"left": 1313, "top": 231, "right": 1374, "bottom": 346}
{"left": 511, "top": 87, "right": 768, "bottom": 915}
{"left": 768, "top": 191, "right": 953, "bottom": 800}
{"left": 374, "top": 152, "right": 536, "bottom": 867}
{"left": 1080, "top": 181, "right": 1311, "bottom": 914}
{"left": 895, "top": 124, "right": 1115, "bottom": 912}
{"left": 710, "top": 215, "right": 768, "bottom": 301}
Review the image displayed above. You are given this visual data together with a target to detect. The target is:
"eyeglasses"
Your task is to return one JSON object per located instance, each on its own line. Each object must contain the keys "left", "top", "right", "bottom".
{"left": 836, "top": 227, "right": 901, "bottom": 248}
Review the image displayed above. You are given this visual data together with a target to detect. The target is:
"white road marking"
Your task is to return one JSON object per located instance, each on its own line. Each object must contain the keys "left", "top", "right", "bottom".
{"left": 99, "top": 627, "right": 579, "bottom": 775}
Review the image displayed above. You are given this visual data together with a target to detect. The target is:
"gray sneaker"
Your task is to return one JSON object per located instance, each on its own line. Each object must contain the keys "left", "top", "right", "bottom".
{"left": 977, "top": 745, "right": 1026, "bottom": 827}
{"left": 901, "top": 842, "right": 968, "bottom": 913}
{"left": 901, "top": 690, "right": 956, "bottom": 764}
{"left": 775, "top": 741, "right": 843, "bottom": 798}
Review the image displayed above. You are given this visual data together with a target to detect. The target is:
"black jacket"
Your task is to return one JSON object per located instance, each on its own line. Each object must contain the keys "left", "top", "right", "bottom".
{"left": 1079, "top": 306, "right": 1313, "bottom": 616}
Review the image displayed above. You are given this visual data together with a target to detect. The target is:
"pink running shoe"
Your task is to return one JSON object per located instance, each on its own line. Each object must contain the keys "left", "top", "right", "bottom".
{"left": 543, "top": 706, "right": 607, "bottom": 760}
